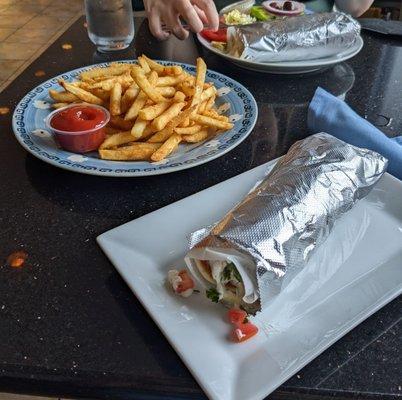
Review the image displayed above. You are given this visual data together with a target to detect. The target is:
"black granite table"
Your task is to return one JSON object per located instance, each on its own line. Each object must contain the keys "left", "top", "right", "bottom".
{"left": 0, "top": 15, "right": 401, "bottom": 400}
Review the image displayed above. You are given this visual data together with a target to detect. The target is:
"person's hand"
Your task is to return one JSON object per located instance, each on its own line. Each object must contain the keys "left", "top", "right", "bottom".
{"left": 144, "top": 0, "right": 219, "bottom": 40}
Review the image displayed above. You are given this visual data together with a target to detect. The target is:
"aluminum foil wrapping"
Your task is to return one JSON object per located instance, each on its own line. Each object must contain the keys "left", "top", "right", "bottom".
{"left": 227, "top": 12, "right": 361, "bottom": 62}
{"left": 187, "top": 133, "right": 387, "bottom": 311}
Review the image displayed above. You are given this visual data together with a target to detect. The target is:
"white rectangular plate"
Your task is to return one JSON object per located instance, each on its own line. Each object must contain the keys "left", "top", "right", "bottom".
{"left": 97, "top": 161, "right": 402, "bottom": 400}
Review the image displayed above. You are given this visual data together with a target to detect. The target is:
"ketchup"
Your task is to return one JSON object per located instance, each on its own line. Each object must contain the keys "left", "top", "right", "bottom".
{"left": 50, "top": 105, "right": 107, "bottom": 132}
{"left": 48, "top": 105, "right": 109, "bottom": 153}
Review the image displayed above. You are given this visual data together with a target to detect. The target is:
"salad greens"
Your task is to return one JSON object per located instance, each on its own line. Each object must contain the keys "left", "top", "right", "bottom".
{"left": 206, "top": 288, "right": 220, "bottom": 303}
{"left": 250, "top": 6, "right": 276, "bottom": 21}
{"left": 223, "top": 262, "right": 243, "bottom": 283}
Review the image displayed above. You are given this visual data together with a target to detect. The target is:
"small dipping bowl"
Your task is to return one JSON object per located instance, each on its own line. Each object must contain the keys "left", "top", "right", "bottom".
{"left": 45, "top": 104, "right": 110, "bottom": 153}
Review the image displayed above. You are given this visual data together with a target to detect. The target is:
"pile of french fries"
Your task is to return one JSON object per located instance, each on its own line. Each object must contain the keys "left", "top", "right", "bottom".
{"left": 48, "top": 55, "right": 234, "bottom": 162}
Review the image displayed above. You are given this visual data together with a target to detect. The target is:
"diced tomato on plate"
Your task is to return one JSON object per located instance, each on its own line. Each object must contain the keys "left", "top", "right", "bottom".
{"left": 231, "top": 322, "right": 259, "bottom": 343}
{"left": 227, "top": 307, "right": 259, "bottom": 343}
{"left": 176, "top": 270, "right": 195, "bottom": 293}
{"left": 228, "top": 308, "right": 248, "bottom": 325}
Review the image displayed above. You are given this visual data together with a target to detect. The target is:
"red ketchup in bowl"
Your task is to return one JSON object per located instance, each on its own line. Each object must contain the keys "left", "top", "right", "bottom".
{"left": 46, "top": 104, "right": 110, "bottom": 153}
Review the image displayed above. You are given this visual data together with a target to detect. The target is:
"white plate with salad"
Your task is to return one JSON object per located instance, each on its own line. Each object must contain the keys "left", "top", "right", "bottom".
{"left": 198, "top": 0, "right": 364, "bottom": 74}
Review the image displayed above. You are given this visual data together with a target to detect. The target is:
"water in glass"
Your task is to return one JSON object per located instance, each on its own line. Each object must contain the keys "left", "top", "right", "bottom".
{"left": 85, "top": 0, "right": 134, "bottom": 52}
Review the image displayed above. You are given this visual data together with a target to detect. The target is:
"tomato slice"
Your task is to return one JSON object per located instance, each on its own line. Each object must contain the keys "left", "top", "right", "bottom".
{"left": 231, "top": 322, "right": 259, "bottom": 343}
{"left": 176, "top": 270, "right": 195, "bottom": 293}
{"left": 228, "top": 308, "right": 248, "bottom": 325}
{"left": 200, "top": 28, "right": 227, "bottom": 43}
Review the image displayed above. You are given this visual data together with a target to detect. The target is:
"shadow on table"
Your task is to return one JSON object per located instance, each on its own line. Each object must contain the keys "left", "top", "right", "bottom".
{"left": 23, "top": 136, "right": 254, "bottom": 221}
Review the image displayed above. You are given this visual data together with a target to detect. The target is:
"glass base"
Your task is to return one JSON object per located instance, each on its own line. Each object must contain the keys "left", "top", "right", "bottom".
{"left": 96, "top": 42, "right": 131, "bottom": 53}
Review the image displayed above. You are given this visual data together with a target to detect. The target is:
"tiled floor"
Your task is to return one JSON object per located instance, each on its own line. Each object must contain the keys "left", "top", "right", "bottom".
{"left": 0, "top": 394, "right": 65, "bottom": 400}
{"left": 0, "top": 0, "right": 84, "bottom": 92}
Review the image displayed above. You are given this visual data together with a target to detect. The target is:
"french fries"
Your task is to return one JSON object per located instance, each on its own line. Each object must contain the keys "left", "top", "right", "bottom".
{"left": 152, "top": 102, "right": 185, "bottom": 131}
{"left": 124, "top": 71, "right": 158, "bottom": 121}
{"left": 49, "top": 90, "right": 79, "bottom": 103}
{"left": 182, "top": 130, "right": 208, "bottom": 143}
{"left": 205, "top": 95, "right": 215, "bottom": 111}
{"left": 99, "top": 143, "right": 162, "bottom": 161}
{"left": 109, "top": 116, "right": 134, "bottom": 131}
{"left": 90, "top": 88, "right": 110, "bottom": 101}
{"left": 200, "top": 86, "right": 216, "bottom": 102}
{"left": 138, "top": 56, "right": 151, "bottom": 74}
{"left": 173, "top": 91, "right": 186, "bottom": 103}
{"left": 138, "top": 102, "right": 171, "bottom": 121}
{"left": 156, "top": 75, "right": 186, "bottom": 87}
{"left": 100, "top": 131, "right": 135, "bottom": 149}
{"left": 148, "top": 106, "right": 195, "bottom": 143}
{"left": 157, "top": 86, "right": 176, "bottom": 97}
{"left": 131, "top": 117, "right": 149, "bottom": 139}
{"left": 47, "top": 55, "right": 236, "bottom": 162}
{"left": 109, "top": 82, "right": 122, "bottom": 116}
{"left": 190, "top": 114, "right": 234, "bottom": 131}
{"left": 131, "top": 66, "right": 167, "bottom": 103}
{"left": 174, "top": 124, "right": 202, "bottom": 135}
{"left": 166, "top": 66, "right": 183, "bottom": 76}
{"left": 190, "top": 57, "right": 207, "bottom": 110}
{"left": 121, "top": 84, "right": 140, "bottom": 113}
{"left": 124, "top": 91, "right": 148, "bottom": 121}
{"left": 198, "top": 100, "right": 208, "bottom": 114}
{"left": 80, "top": 63, "right": 130, "bottom": 81}
{"left": 105, "top": 126, "right": 120, "bottom": 135}
{"left": 178, "top": 81, "right": 195, "bottom": 97}
{"left": 150, "top": 133, "right": 182, "bottom": 162}
{"left": 52, "top": 102, "right": 69, "bottom": 109}
{"left": 60, "top": 81, "right": 103, "bottom": 105}
{"left": 141, "top": 55, "right": 165, "bottom": 74}
{"left": 203, "top": 109, "right": 230, "bottom": 122}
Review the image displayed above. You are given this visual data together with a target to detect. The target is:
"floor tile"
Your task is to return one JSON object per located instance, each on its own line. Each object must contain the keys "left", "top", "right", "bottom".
{"left": 23, "top": 15, "right": 72, "bottom": 31}
{"left": 0, "top": 0, "right": 82, "bottom": 95}
{"left": 0, "top": 12, "right": 34, "bottom": 28}
{"left": 0, "top": 27, "right": 14, "bottom": 40}
{"left": 4, "top": 28, "right": 55, "bottom": 44}
{"left": 1, "top": 3, "right": 47, "bottom": 13}
{"left": 43, "top": 1, "right": 83, "bottom": 13}
{"left": 0, "top": 8, "right": 37, "bottom": 17}
{"left": 0, "top": 393, "right": 57, "bottom": 400}
{"left": 0, "top": 0, "right": 17, "bottom": 9}
{"left": 41, "top": 7, "right": 80, "bottom": 19}
{"left": 0, "top": 42, "right": 39, "bottom": 60}
{"left": 0, "top": 60, "right": 25, "bottom": 80}
{"left": 18, "top": 0, "right": 53, "bottom": 6}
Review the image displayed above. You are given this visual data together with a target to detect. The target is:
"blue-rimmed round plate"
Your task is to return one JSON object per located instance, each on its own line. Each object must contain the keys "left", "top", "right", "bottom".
{"left": 12, "top": 61, "right": 258, "bottom": 177}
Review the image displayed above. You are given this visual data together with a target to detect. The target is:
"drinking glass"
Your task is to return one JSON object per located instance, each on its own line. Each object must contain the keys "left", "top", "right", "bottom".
{"left": 85, "top": 0, "right": 135, "bottom": 53}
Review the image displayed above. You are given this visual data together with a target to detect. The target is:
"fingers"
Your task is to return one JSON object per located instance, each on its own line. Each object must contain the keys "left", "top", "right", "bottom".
{"left": 164, "top": 10, "right": 189, "bottom": 40}
{"left": 148, "top": 11, "right": 170, "bottom": 40}
{"left": 172, "top": 16, "right": 189, "bottom": 40}
{"left": 146, "top": 0, "right": 208, "bottom": 41}
{"left": 192, "top": 0, "right": 219, "bottom": 31}
{"left": 193, "top": 4, "right": 208, "bottom": 25}
{"left": 177, "top": 0, "right": 204, "bottom": 33}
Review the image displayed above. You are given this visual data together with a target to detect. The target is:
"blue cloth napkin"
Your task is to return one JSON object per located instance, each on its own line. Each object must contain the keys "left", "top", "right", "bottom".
{"left": 308, "top": 87, "right": 402, "bottom": 180}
